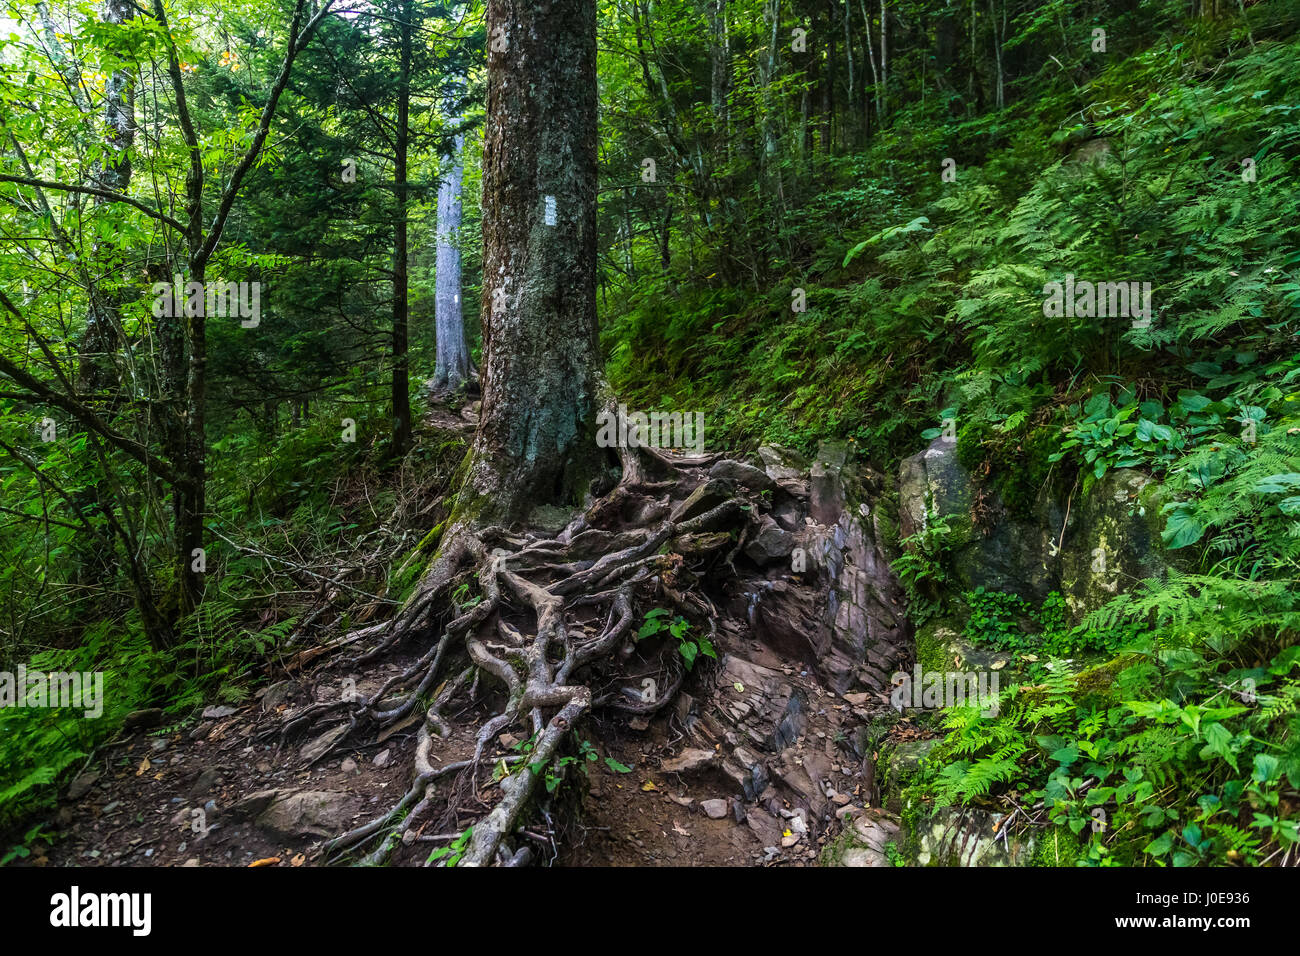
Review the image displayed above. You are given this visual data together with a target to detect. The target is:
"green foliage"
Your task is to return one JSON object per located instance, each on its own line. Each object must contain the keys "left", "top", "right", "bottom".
{"left": 636, "top": 608, "right": 716, "bottom": 671}
{"left": 965, "top": 588, "right": 1138, "bottom": 679}
{"left": 891, "top": 516, "right": 954, "bottom": 625}
{"left": 426, "top": 826, "right": 473, "bottom": 867}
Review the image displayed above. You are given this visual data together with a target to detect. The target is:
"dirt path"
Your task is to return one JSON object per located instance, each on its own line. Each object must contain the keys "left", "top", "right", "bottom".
{"left": 23, "top": 441, "right": 914, "bottom": 868}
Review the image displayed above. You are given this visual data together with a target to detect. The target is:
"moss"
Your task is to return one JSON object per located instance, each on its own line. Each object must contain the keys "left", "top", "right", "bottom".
{"left": 913, "top": 617, "right": 959, "bottom": 676}
{"left": 1032, "top": 823, "right": 1085, "bottom": 867}
{"left": 1075, "top": 654, "right": 1137, "bottom": 697}
{"left": 955, "top": 419, "right": 1065, "bottom": 521}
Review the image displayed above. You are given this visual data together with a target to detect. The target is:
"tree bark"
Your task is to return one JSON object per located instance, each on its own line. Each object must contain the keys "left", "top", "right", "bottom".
{"left": 391, "top": 0, "right": 413, "bottom": 454}
{"left": 458, "top": 0, "right": 606, "bottom": 527}
{"left": 708, "top": 0, "right": 730, "bottom": 146}
{"left": 432, "top": 134, "right": 475, "bottom": 393}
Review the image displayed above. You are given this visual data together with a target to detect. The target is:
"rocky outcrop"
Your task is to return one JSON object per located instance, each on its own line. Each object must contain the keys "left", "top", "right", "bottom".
{"left": 899, "top": 436, "right": 1170, "bottom": 615}
{"left": 656, "top": 443, "right": 912, "bottom": 857}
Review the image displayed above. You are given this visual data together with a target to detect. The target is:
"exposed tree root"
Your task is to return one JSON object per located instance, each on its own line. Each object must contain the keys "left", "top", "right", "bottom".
{"left": 275, "top": 446, "right": 767, "bottom": 867}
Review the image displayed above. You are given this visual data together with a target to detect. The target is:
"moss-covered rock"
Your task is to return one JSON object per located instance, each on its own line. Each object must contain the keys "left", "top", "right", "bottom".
{"left": 915, "top": 806, "right": 1038, "bottom": 866}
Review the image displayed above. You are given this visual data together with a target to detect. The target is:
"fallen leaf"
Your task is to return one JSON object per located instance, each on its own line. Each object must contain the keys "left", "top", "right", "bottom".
{"left": 641, "top": 780, "right": 658, "bottom": 792}
{"left": 733, "top": 682, "right": 745, "bottom": 693}
{"left": 291, "top": 854, "right": 306, "bottom": 867}
{"left": 136, "top": 757, "right": 150, "bottom": 776}
{"left": 991, "top": 660, "right": 1006, "bottom": 671}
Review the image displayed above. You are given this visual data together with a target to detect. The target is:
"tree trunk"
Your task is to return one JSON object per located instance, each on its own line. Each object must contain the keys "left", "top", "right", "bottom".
{"left": 708, "top": 0, "right": 730, "bottom": 147}
{"left": 459, "top": 0, "right": 605, "bottom": 526}
{"left": 432, "top": 134, "right": 474, "bottom": 393}
{"left": 879, "top": 0, "right": 888, "bottom": 121}
{"left": 391, "top": 0, "right": 413, "bottom": 454}
{"left": 842, "top": 0, "right": 855, "bottom": 145}
{"left": 861, "top": 0, "right": 881, "bottom": 130}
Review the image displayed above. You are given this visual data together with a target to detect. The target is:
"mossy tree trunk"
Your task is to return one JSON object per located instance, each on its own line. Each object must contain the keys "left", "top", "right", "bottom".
{"left": 457, "top": 0, "right": 606, "bottom": 526}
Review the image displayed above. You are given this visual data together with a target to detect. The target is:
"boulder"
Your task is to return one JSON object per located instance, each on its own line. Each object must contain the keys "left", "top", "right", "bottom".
{"left": 253, "top": 790, "right": 359, "bottom": 841}
{"left": 709, "top": 459, "right": 776, "bottom": 493}
{"left": 758, "top": 444, "right": 809, "bottom": 482}
{"left": 899, "top": 438, "right": 1170, "bottom": 616}
{"left": 743, "top": 516, "right": 795, "bottom": 565}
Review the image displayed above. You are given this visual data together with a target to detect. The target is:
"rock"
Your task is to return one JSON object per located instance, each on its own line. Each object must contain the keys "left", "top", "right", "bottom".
{"left": 498, "top": 733, "right": 519, "bottom": 749}
{"left": 254, "top": 790, "right": 359, "bottom": 841}
{"left": 899, "top": 438, "right": 1170, "bottom": 617}
{"left": 150, "top": 738, "right": 168, "bottom": 753}
{"left": 1056, "top": 468, "right": 1171, "bottom": 616}
{"left": 373, "top": 748, "right": 392, "bottom": 768}
{"left": 65, "top": 771, "right": 100, "bottom": 800}
{"left": 340, "top": 758, "right": 358, "bottom": 774}
{"left": 758, "top": 445, "right": 809, "bottom": 482}
{"left": 746, "top": 807, "right": 782, "bottom": 846}
{"left": 709, "top": 459, "right": 776, "bottom": 493}
{"left": 123, "top": 708, "right": 164, "bottom": 730}
{"left": 780, "top": 833, "right": 801, "bottom": 848}
{"left": 661, "top": 748, "right": 718, "bottom": 774}
{"left": 743, "top": 516, "right": 795, "bottom": 565}
{"left": 170, "top": 808, "right": 191, "bottom": 828}
{"left": 189, "top": 768, "right": 221, "bottom": 798}
{"left": 668, "top": 479, "right": 731, "bottom": 524}
{"left": 300, "top": 724, "right": 349, "bottom": 764}
{"left": 916, "top": 807, "right": 1036, "bottom": 866}
{"left": 831, "top": 812, "right": 902, "bottom": 867}
{"left": 258, "top": 681, "right": 293, "bottom": 712}
{"left": 809, "top": 442, "right": 849, "bottom": 525}
{"left": 228, "top": 789, "right": 281, "bottom": 820}
{"left": 189, "top": 722, "right": 214, "bottom": 742}
{"left": 701, "top": 798, "right": 730, "bottom": 819}
{"left": 182, "top": 858, "right": 201, "bottom": 867}
{"left": 830, "top": 792, "right": 851, "bottom": 806}
{"left": 201, "top": 705, "right": 238, "bottom": 720}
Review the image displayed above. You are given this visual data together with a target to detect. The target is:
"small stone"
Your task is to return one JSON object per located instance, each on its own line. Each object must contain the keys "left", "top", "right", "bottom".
{"left": 190, "top": 768, "right": 221, "bottom": 798}
{"left": 831, "top": 793, "right": 851, "bottom": 806}
{"left": 780, "top": 833, "right": 801, "bottom": 848}
{"left": 701, "top": 799, "right": 729, "bottom": 819}
{"left": 201, "top": 704, "right": 238, "bottom": 720}
{"left": 661, "top": 748, "right": 718, "bottom": 774}
{"left": 341, "top": 758, "right": 358, "bottom": 774}
{"left": 66, "top": 771, "right": 100, "bottom": 800}
{"left": 373, "top": 749, "right": 392, "bottom": 768}
{"left": 183, "top": 858, "right": 201, "bottom": 867}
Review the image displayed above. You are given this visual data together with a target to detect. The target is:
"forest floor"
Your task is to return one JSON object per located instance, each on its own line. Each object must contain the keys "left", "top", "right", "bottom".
{"left": 22, "top": 403, "right": 908, "bottom": 868}
{"left": 30, "top": 630, "right": 877, "bottom": 867}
